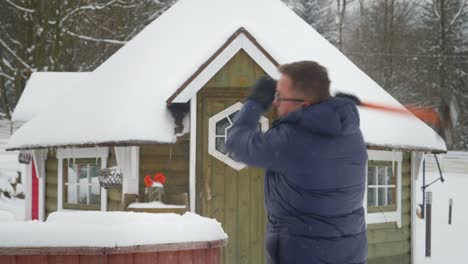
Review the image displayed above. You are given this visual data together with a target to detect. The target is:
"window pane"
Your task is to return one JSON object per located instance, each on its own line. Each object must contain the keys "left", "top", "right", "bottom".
{"left": 367, "top": 166, "right": 376, "bottom": 185}
{"left": 368, "top": 188, "right": 376, "bottom": 206}
{"left": 216, "top": 137, "right": 227, "bottom": 154}
{"left": 67, "top": 164, "right": 78, "bottom": 204}
{"left": 90, "top": 164, "right": 100, "bottom": 178}
{"left": 378, "top": 187, "right": 386, "bottom": 206}
{"left": 67, "top": 184, "right": 77, "bottom": 204}
{"left": 216, "top": 118, "right": 231, "bottom": 135}
{"left": 378, "top": 167, "right": 386, "bottom": 185}
{"left": 78, "top": 164, "right": 88, "bottom": 183}
{"left": 77, "top": 164, "right": 88, "bottom": 204}
{"left": 89, "top": 183, "right": 100, "bottom": 206}
{"left": 78, "top": 184, "right": 87, "bottom": 204}
{"left": 68, "top": 164, "right": 77, "bottom": 183}
{"left": 386, "top": 166, "right": 394, "bottom": 185}
{"left": 89, "top": 164, "right": 101, "bottom": 205}
{"left": 387, "top": 187, "right": 395, "bottom": 205}
{"left": 228, "top": 112, "right": 238, "bottom": 123}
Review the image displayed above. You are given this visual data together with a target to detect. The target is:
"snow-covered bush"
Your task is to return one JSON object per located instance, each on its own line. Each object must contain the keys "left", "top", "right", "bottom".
{"left": 0, "top": 170, "right": 23, "bottom": 199}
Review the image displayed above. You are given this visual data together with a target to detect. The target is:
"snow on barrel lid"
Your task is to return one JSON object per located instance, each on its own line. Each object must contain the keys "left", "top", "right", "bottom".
{"left": 0, "top": 211, "right": 227, "bottom": 247}
{"left": 7, "top": 0, "right": 446, "bottom": 152}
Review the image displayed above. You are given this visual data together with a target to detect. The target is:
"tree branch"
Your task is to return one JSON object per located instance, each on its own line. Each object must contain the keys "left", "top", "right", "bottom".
{"left": 64, "top": 30, "right": 127, "bottom": 45}
{"left": 0, "top": 72, "right": 14, "bottom": 81}
{"left": 4, "top": 0, "right": 35, "bottom": 13}
{"left": 446, "top": 0, "right": 468, "bottom": 32}
{"left": 60, "top": 0, "right": 119, "bottom": 26}
{"left": 433, "top": 1, "right": 441, "bottom": 20}
{"left": 0, "top": 39, "right": 35, "bottom": 72}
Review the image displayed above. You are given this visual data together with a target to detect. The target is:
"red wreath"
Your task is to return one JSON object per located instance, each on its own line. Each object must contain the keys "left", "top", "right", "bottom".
{"left": 153, "top": 172, "right": 166, "bottom": 185}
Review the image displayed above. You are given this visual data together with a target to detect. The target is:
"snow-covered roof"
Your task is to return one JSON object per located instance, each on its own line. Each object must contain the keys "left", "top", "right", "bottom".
{"left": 12, "top": 72, "right": 88, "bottom": 122}
{"left": 7, "top": 0, "right": 446, "bottom": 152}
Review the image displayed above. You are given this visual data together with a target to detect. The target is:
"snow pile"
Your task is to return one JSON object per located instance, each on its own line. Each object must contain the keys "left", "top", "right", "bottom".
{"left": 0, "top": 151, "right": 24, "bottom": 221}
{"left": 0, "top": 171, "right": 15, "bottom": 194}
{"left": 414, "top": 152, "right": 468, "bottom": 264}
{"left": 0, "top": 197, "right": 25, "bottom": 221}
{"left": 0, "top": 210, "right": 15, "bottom": 222}
{"left": 0, "top": 120, "right": 24, "bottom": 221}
{"left": 0, "top": 211, "right": 227, "bottom": 247}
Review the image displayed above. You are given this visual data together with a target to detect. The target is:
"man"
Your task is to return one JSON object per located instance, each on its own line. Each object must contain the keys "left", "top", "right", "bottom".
{"left": 226, "top": 61, "right": 368, "bottom": 264}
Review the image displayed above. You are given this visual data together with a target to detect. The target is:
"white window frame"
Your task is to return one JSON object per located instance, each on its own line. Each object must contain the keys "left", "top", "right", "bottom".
{"left": 367, "top": 164, "right": 396, "bottom": 207}
{"left": 57, "top": 147, "right": 109, "bottom": 211}
{"left": 208, "top": 102, "right": 268, "bottom": 171}
{"left": 64, "top": 161, "right": 101, "bottom": 206}
{"left": 365, "top": 150, "right": 402, "bottom": 227}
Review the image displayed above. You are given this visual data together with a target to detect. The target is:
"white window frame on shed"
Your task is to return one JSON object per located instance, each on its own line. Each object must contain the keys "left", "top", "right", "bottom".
{"left": 365, "top": 149, "right": 402, "bottom": 227}
{"left": 57, "top": 147, "right": 109, "bottom": 212}
{"left": 208, "top": 102, "right": 269, "bottom": 171}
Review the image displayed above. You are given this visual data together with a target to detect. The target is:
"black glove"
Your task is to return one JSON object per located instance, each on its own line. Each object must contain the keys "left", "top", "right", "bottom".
{"left": 247, "top": 76, "right": 277, "bottom": 110}
{"left": 335, "top": 92, "right": 361, "bottom": 106}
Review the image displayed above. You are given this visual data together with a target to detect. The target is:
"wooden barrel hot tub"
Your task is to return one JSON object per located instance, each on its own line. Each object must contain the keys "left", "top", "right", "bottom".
{"left": 0, "top": 239, "right": 227, "bottom": 264}
{"left": 0, "top": 211, "right": 228, "bottom": 264}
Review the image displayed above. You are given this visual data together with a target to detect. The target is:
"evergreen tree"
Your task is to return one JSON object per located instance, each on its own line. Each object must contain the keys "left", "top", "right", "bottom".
{"left": 291, "top": 0, "right": 337, "bottom": 43}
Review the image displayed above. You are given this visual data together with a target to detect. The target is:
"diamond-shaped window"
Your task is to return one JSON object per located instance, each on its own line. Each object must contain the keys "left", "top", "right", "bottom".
{"left": 208, "top": 102, "right": 269, "bottom": 171}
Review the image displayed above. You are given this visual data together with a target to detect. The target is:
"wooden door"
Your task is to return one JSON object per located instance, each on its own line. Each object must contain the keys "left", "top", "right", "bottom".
{"left": 197, "top": 88, "right": 269, "bottom": 264}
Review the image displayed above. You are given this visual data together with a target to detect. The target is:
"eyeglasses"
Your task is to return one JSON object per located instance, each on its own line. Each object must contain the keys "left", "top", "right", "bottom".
{"left": 274, "top": 91, "right": 307, "bottom": 103}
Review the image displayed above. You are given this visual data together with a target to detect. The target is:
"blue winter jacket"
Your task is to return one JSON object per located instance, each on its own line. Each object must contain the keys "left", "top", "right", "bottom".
{"left": 226, "top": 97, "right": 368, "bottom": 262}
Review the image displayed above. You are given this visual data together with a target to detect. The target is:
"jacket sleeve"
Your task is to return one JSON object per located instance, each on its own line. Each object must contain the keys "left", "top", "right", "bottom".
{"left": 226, "top": 100, "right": 291, "bottom": 171}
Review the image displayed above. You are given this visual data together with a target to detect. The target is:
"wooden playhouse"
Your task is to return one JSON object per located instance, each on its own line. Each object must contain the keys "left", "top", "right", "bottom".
{"left": 7, "top": 0, "right": 447, "bottom": 263}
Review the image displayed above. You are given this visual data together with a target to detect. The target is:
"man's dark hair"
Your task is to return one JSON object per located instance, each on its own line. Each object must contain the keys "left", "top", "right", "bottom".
{"left": 278, "top": 61, "right": 331, "bottom": 102}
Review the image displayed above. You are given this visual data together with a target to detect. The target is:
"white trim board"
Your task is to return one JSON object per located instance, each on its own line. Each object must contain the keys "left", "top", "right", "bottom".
{"left": 172, "top": 33, "right": 279, "bottom": 103}
{"left": 410, "top": 151, "right": 423, "bottom": 264}
{"left": 189, "top": 96, "right": 197, "bottom": 213}
{"left": 31, "top": 149, "right": 48, "bottom": 221}
{"left": 56, "top": 147, "right": 109, "bottom": 212}
{"left": 23, "top": 163, "right": 32, "bottom": 221}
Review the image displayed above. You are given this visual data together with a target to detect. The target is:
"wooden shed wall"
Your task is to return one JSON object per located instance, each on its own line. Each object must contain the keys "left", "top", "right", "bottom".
{"left": 139, "top": 139, "right": 190, "bottom": 201}
{"left": 106, "top": 150, "right": 121, "bottom": 211}
{"left": 45, "top": 151, "right": 58, "bottom": 218}
{"left": 367, "top": 152, "right": 412, "bottom": 264}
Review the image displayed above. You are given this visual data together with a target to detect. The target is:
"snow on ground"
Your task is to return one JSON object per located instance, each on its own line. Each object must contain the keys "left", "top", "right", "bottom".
{"left": 414, "top": 152, "right": 468, "bottom": 264}
{"left": 0, "top": 209, "right": 15, "bottom": 222}
{"left": 0, "top": 196, "right": 24, "bottom": 221}
{"left": 0, "top": 211, "right": 227, "bottom": 247}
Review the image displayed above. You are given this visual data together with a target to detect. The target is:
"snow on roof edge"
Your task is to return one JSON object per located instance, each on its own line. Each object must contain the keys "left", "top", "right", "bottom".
{"left": 5, "top": 139, "right": 176, "bottom": 151}
{"left": 366, "top": 142, "right": 446, "bottom": 154}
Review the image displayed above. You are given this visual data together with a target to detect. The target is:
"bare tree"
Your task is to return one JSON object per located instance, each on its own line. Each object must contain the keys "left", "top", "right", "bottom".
{"left": 336, "top": 0, "right": 355, "bottom": 50}
{"left": 291, "top": 0, "right": 337, "bottom": 43}
{"left": 0, "top": 0, "right": 175, "bottom": 118}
